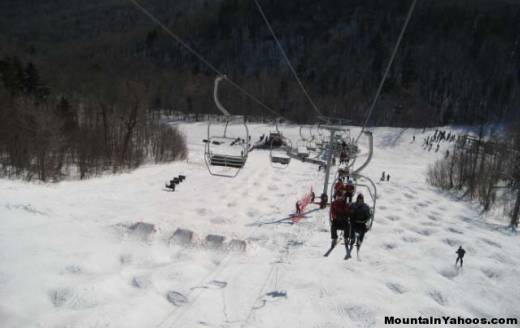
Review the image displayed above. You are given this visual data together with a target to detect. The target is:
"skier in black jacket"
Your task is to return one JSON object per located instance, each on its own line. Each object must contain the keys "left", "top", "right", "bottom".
{"left": 456, "top": 246, "right": 465, "bottom": 268}
{"left": 349, "top": 194, "right": 371, "bottom": 247}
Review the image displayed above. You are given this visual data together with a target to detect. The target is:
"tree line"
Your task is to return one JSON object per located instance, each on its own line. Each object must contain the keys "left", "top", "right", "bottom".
{"left": 0, "top": 56, "right": 187, "bottom": 181}
{"left": 2, "top": 0, "right": 519, "bottom": 126}
{"left": 427, "top": 124, "right": 520, "bottom": 229}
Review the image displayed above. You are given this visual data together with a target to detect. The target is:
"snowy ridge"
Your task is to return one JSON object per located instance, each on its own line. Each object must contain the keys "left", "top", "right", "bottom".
{"left": 0, "top": 123, "right": 518, "bottom": 328}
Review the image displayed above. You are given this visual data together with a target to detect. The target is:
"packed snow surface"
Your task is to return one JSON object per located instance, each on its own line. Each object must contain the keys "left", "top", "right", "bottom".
{"left": 1, "top": 123, "right": 519, "bottom": 328}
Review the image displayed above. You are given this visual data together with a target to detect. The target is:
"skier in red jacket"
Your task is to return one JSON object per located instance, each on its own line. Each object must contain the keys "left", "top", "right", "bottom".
{"left": 333, "top": 178, "right": 344, "bottom": 198}
{"left": 330, "top": 192, "right": 351, "bottom": 248}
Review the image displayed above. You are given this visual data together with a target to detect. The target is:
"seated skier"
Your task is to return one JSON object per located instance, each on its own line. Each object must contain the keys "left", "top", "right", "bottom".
{"left": 338, "top": 167, "right": 350, "bottom": 181}
{"left": 349, "top": 193, "right": 371, "bottom": 248}
{"left": 344, "top": 179, "right": 355, "bottom": 203}
{"left": 333, "top": 178, "right": 344, "bottom": 198}
{"left": 330, "top": 192, "right": 350, "bottom": 248}
{"left": 339, "top": 151, "right": 348, "bottom": 164}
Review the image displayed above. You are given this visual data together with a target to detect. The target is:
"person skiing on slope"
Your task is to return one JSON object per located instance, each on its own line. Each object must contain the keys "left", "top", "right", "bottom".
{"left": 296, "top": 201, "right": 302, "bottom": 215}
{"left": 330, "top": 192, "right": 350, "bottom": 248}
{"left": 455, "top": 246, "right": 465, "bottom": 268}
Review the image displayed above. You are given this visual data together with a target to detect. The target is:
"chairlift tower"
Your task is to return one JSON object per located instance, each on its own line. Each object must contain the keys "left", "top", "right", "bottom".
{"left": 319, "top": 125, "right": 349, "bottom": 207}
{"left": 320, "top": 127, "right": 374, "bottom": 207}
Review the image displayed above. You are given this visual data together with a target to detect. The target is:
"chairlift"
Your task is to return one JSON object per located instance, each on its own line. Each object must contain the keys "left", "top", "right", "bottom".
{"left": 344, "top": 129, "right": 352, "bottom": 144}
{"left": 267, "top": 118, "right": 292, "bottom": 168}
{"left": 299, "top": 126, "right": 307, "bottom": 142}
{"left": 297, "top": 124, "right": 317, "bottom": 152}
{"left": 254, "top": 117, "right": 285, "bottom": 150}
{"left": 316, "top": 123, "right": 329, "bottom": 146}
{"left": 330, "top": 131, "right": 376, "bottom": 226}
{"left": 204, "top": 116, "right": 249, "bottom": 177}
{"left": 351, "top": 131, "right": 373, "bottom": 175}
{"left": 299, "top": 125, "right": 315, "bottom": 142}
{"left": 307, "top": 124, "right": 322, "bottom": 149}
{"left": 204, "top": 76, "right": 250, "bottom": 178}
{"left": 296, "top": 140, "right": 310, "bottom": 158}
{"left": 270, "top": 136, "right": 292, "bottom": 168}
{"left": 306, "top": 138, "right": 317, "bottom": 152}
{"left": 268, "top": 118, "right": 286, "bottom": 148}
{"left": 351, "top": 174, "right": 377, "bottom": 231}
{"left": 327, "top": 173, "right": 377, "bottom": 232}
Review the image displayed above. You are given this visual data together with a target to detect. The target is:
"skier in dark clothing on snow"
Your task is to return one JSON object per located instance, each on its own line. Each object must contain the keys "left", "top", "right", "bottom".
{"left": 456, "top": 246, "right": 465, "bottom": 268}
{"left": 296, "top": 201, "right": 302, "bottom": 215}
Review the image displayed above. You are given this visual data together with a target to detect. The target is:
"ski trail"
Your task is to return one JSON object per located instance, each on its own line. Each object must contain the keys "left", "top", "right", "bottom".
{"left": 3, "top": 125, "right": 520, "bottom": 328}
{"left": 155, "top": 213, "right": 271, "bottom": 328}
{"left": 160, "top": 178, "right": 321, "bottom": 328}
{"left": 239, "top": 235, "right": 295, "bottom": 327}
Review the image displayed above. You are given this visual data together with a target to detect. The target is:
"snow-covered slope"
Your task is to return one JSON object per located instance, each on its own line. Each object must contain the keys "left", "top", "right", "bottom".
{"left": 0, "top": 123, "right": 518, "bottom": 328}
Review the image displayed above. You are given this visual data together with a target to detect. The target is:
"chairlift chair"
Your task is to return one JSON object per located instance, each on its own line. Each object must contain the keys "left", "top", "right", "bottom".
{"left": 266, "top": 132, "right": 284, "bottom": 148}
{"left": 204, "top": 116, "right": 249, "bottom": 177}
{"left": 299, "top": 126, "right": 308, "bottom": 142}
{"left": 308, "top": 124, "right": 321, "bottom": 149}
{"left": 328, "top": 173, "right": 377, "bottom": 235}
{"left": 350, "top": 131, "right": 373, "bottom": 175}
{"left": 299, "top": 125, "right": 315, "bottom": 142}
{"left": 270, "top": 136, "right": 292, "bottom": 168}
{"left": 316, "top": 123, "right": 329, "bottom": 147}
{"left": 267, "top": 118, "right": 292, "bottom": 168}
{"left": 259, "top": 117, "right": 285, "bottom": 149}
{"left": 296, "top": 140, "right": 310, "bottom": 159}
{"left": 204, "top": 76, "right": 250, "bottom": 178}
{"left": 307, "top": 139, "right": 317, "bottom": 152}
{"left": 351, "top": 174, "right": 377, "bottom": 231}
{"left": 296, "top": 124, "right": 315, "bottom": 152}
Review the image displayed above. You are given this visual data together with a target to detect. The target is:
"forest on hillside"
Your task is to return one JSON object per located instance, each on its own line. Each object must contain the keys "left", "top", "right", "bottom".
{"left": 1, "top": 0, "right": 520, "bottom": 181}
{"left": 1, "top": 0, "right": 519, "bottom": 126}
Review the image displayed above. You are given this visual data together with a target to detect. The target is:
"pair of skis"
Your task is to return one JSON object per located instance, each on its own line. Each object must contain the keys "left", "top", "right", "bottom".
{"left": 323, "top": 239, "right": 360, "bottom": 260}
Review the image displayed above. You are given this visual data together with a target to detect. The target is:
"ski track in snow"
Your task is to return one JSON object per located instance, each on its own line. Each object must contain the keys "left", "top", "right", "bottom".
{"left": 1, "top": 123, "right": 519, "bottom": 328}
